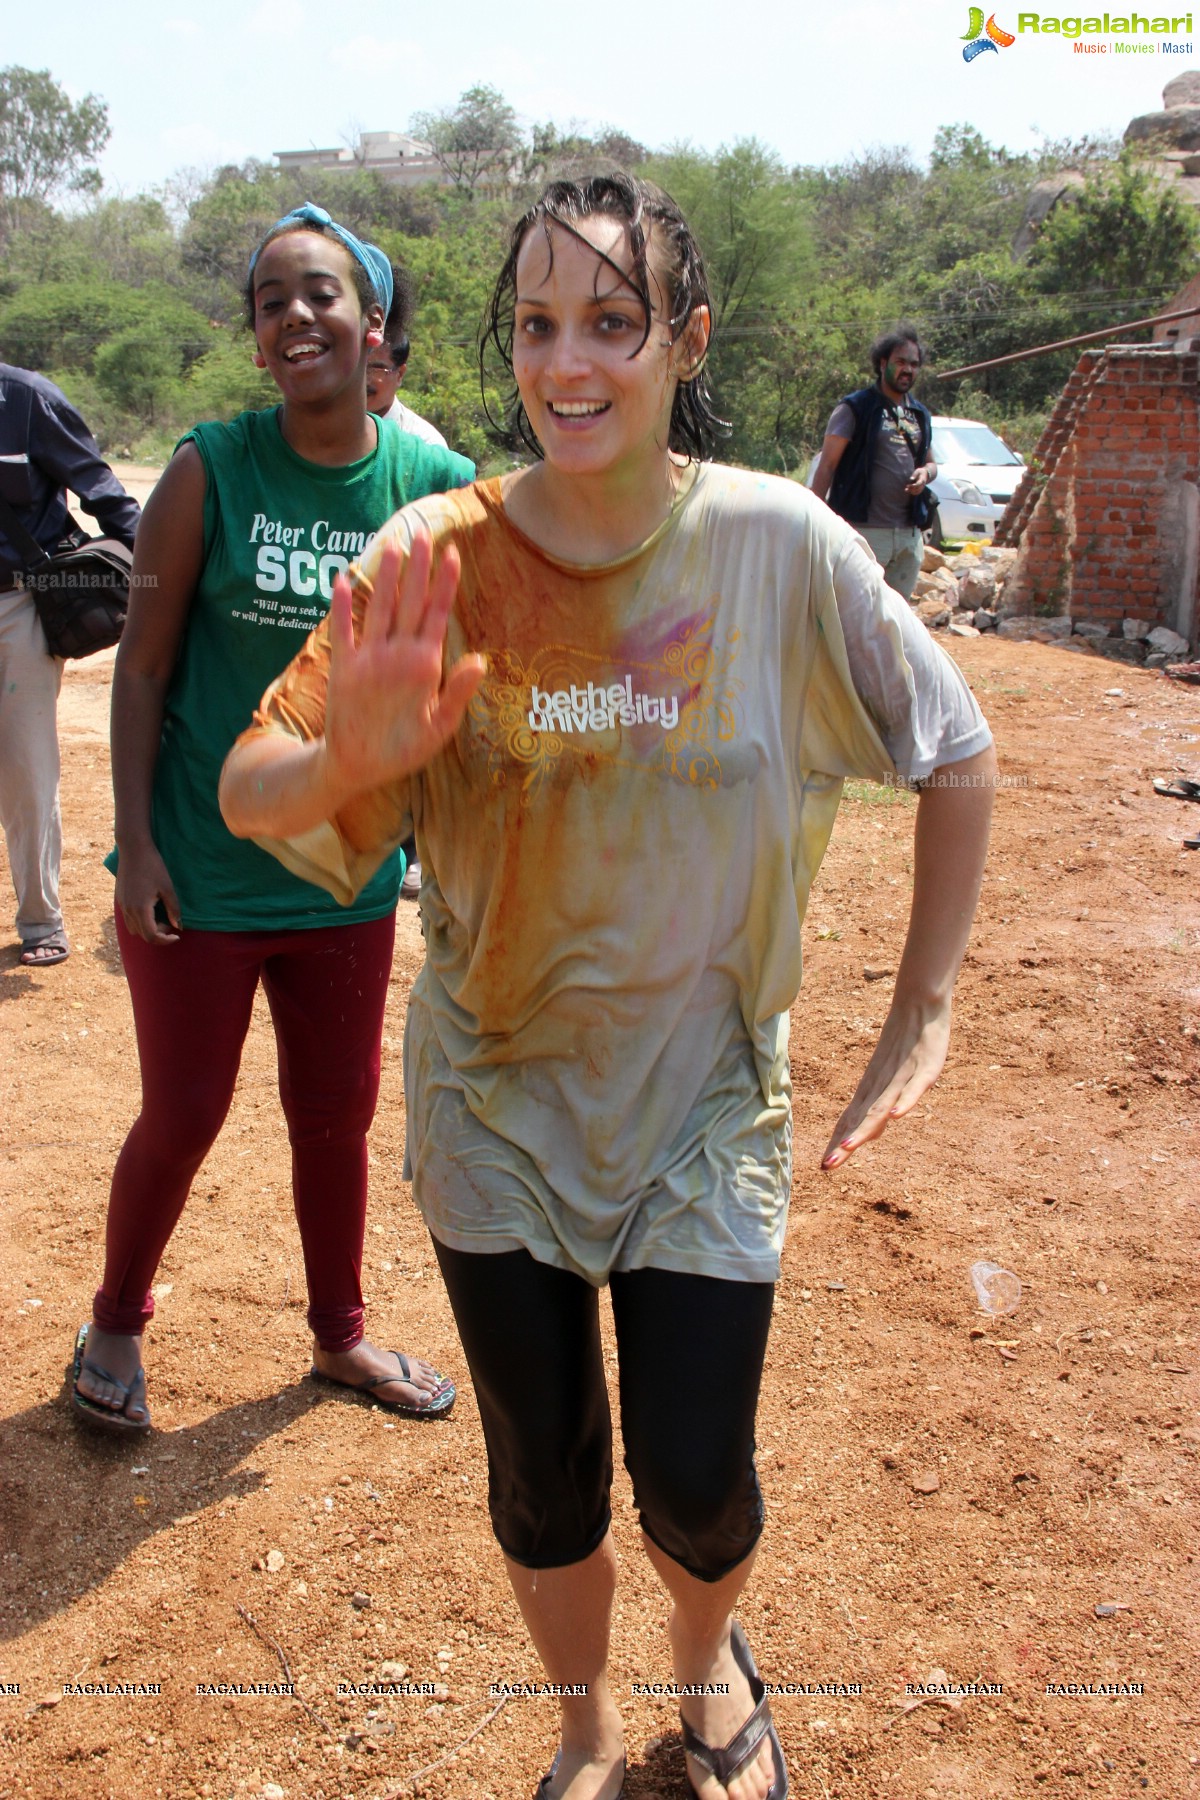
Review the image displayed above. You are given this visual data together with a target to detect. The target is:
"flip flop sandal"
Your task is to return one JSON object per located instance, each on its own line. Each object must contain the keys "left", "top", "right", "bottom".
{"left": 1152, "top": 779, "right": 1200, "bottom": 801}
{"left": 69, "top": 1323, "right": 151, "bottom": 1435}
{"left": 309, "top": 1350, "right": 456, "bottom": 1420}
{"left": 682, "top": 1620, "right": 789, "bottom": 1799}
{"left": 534, "top": 1751, "right": 626, "bottom": 1798}
{"left": 19, "top": 933, "right": 70, "bottom": 966}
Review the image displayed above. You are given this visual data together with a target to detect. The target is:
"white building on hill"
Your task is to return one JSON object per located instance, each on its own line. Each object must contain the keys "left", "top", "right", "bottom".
{"left": 274, "top": 131, "right": 448, "bottom": 188}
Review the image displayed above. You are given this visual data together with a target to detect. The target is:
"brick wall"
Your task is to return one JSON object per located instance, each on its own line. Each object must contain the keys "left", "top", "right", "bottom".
{"left": 996, "top": 341, "right": 1200, "bottom": 645}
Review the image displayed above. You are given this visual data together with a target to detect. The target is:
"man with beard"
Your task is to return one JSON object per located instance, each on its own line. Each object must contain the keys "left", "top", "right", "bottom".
{"left": 811, "top": 326, "right": 936, "bottom": 602}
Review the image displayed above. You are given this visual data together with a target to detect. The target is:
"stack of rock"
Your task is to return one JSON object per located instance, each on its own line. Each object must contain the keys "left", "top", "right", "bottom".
{"left": 1073, "top": 618, "right": 1193, "bottom": 668}
{"left": 909, "top": 544, "right": 1019, "bottom": 638}
{"left": 905, "top": 543, "right": 1193, "bottom": 666}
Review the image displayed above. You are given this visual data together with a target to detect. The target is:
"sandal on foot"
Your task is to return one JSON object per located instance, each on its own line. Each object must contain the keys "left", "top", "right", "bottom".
{"left": 309, "top": 1350, "right": 455, "bottom": 1420}
{"left": 534, "top": 1751, "right": 626, "bottom": 1799}
{"left": 20, "top": 932, "right": 70, "bottom": 967}
{"left": 682, "top": 1620, "right": 788, "bottom": 1798}
{"left": 69, "top": 1323, "right": 151, "bottom": 1435}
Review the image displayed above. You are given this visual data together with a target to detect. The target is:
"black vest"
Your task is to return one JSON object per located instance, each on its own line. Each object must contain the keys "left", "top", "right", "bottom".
{"left": 828, "top": 385, "right": 934, "bottom": 529}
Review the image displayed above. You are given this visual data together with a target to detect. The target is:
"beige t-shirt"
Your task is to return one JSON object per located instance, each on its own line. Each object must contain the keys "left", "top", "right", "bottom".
{"left": 383, "top": 396, "right": 448, "bottom": 450}
{"left": 241, "top": 464, "right": 990, "bottom": 1283}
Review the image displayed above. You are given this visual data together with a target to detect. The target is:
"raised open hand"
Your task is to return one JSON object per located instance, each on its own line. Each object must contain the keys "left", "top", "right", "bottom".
{"left": 324, "top": 529, "right": 485, "bottom": 800}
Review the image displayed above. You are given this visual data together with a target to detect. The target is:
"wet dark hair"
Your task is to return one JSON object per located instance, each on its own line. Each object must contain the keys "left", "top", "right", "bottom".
{"left": 870, "top": 323, "right": 926, "bottom": 380}
{"left": 480, "top": 172, "right": 727, "bottom": 461}
{"left": 242, "top": 219, "right": 378, "bottom": 329}
{"left": 384, "top": 264, "right": 417, "bottom": 368}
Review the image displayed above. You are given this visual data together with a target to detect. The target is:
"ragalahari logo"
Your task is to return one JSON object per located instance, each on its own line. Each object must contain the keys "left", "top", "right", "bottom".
{"left": 962, "top": 7, "right": 1017, "bottom": 56}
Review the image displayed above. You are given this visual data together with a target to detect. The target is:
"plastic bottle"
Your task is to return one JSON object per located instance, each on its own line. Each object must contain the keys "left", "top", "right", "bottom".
{"left": 970, "top": 1260, "right": 1021, "bottom": 1316}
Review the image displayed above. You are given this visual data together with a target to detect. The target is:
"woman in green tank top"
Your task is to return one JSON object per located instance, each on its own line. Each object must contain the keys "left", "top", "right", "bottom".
{"left": 72, "top": 206, "right": 473, "bottom": 1439}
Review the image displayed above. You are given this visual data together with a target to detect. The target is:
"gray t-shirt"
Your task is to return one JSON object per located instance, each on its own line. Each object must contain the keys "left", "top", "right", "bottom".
{"left": 828, "top": 398, "right": 924, "bottom": 528}
{"left": 246, "top": 465, "right": 991, "bottom": 1285}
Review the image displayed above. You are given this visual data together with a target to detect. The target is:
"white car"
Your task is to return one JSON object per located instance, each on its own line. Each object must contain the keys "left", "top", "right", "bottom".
{"left": 926, "top": 466, "right": 999, "bottom": 547}
{"left": 928, "top": 415, "right": 1026, "bottom": 542}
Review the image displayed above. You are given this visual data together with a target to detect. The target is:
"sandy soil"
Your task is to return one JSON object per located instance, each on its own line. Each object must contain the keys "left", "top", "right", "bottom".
{"left": 0, "top": 628, "right": 1197, "bottom": 1800}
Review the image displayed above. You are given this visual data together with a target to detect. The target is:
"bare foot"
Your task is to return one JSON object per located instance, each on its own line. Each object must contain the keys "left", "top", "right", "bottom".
{"left": 73, "top": 1324, "right": 151, "bottom": 1427}
{"left": 540, "top": 1737, "right": 625, "bottom": 1799}
{"left": 310, "top": 1337, "right": 453, "bottom": 1412}
{"left": 673, "top": 1621, "right": 779, "bottom": 1800}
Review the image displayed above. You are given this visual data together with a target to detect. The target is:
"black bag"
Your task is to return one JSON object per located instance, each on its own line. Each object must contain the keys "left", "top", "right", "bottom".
{"left": 0, "top": 492, "right": 132, "bottom": 659}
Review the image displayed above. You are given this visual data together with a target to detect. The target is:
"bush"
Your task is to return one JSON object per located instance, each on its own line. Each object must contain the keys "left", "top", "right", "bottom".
{"left": 184, "top": 333, "right": 276, "bottom": 423}
{"left": 94, "top": 327, "right": 182, "bottom": 424}
{"left": 0, "top": 278, "right": 211, "bottom": 374}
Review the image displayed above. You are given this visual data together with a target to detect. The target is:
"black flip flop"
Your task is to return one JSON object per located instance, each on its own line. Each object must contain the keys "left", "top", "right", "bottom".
{"left": 1153, "top": 778, "right": 1200, "bottom": 802}
{"left": 309, "top": 1349, "right": 456, "bottom": 1420}
{"left": 69, "top": 1323, "right": 151, "bottom": 1435}
{"left": 682, "top": 1620, "right": 789, "bottom": 1798}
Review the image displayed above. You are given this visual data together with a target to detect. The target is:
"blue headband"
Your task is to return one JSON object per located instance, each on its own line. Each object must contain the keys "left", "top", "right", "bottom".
{"left": 248, "top": 203, "right": 393, "bottom": 313}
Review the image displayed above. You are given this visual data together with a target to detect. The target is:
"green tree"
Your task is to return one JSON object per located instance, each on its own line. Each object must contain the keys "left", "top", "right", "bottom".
{"left": 410, "top": 85, "right": 521, "bottom": 196}
{"left": 180, "top": 159, "right": 444, "bottom": 323}
{"left": 184, "top": 335, "right": 276, "bottom": 422}
{"left": 1027, "top": 150, "right": 1200, "bottom": 314}
{"left": 3, "top": 195, "right": 180, "bottom": 290}
{"left": 0, "top": 279, "right": 211, "bottom": 376}
{"left": 94, "top": 327, "right": 182, "bottom": 425}
{"left": 794, "top": 146, "right": 924, "bottom": 293}
{"left": 518, "top": 121, "right": 647, "bottom": 190}
{"left": 0, "top": 66, "right": 109, "bottom": 240}
{"left": 645, "top": 142, "right": 818, "bottom": 467}
{"left": 381, "top": 205, "right": 513, "bottom": 464}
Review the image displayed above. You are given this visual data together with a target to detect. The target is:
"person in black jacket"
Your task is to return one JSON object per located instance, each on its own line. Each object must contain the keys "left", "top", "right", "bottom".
{"left": 810, "top": 325, "right": 936, "bottom": 602}
{"left": 0, "top": 364, "right": 141, "bottom": 966}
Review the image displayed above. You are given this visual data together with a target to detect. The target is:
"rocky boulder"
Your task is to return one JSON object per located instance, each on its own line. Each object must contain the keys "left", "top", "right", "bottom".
{"left": 997, "top": 615, "right": 1072, "bottom": 641}
{"left": 1012, "top": 172, "right": 1088, "bottom": 258}
{"left": 1147, "top": 625, "right": 1191, "bottom": 655}
{"left": 915, "top": 597, "right": 951, "bottom": 629}
{"left": 911, "top": 567, "right": 958, "bottom": 605}
{"left": 1164, "top": 71, "right": 1200, "bottom": 108}
{"left": 1125, "top": 105, "right": 1200, "bottom": 151}
{"left": 959, "top": 565, "right": 998, "bottom": 609}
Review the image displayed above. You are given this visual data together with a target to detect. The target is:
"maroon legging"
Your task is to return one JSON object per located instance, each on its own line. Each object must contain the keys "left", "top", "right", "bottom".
{"left": 93, "top": 909, "right": 396, "bottom": 1352}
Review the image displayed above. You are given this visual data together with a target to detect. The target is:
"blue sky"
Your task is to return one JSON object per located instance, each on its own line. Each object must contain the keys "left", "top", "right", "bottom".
{"left": 4, "top": 0, "right": 1190, "bottom": 196}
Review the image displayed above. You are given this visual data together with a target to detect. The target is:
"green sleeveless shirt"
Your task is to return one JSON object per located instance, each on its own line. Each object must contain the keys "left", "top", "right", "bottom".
{"left": 111, "top": 407, "right": 473, "bottom": 930}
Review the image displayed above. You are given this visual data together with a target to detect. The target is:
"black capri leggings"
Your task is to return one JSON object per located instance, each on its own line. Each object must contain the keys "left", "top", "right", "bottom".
{"left": 432, "top": 1241, "right": 775, "bottom": 1583}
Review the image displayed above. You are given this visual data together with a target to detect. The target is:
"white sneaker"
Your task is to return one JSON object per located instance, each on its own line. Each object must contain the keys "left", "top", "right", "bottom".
{"left": 400, "top": 860, "right": 421, "bottom": 900}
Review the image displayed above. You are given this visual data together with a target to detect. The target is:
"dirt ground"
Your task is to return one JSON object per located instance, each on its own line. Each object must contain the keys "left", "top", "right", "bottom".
{"left": 1, "top": 613, "right": 1197, "bottom": 1800}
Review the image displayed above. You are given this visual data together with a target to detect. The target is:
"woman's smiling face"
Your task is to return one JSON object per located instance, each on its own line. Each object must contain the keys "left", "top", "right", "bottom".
{"left": 512, "top": 215, "right": 705, "bottom": 482}
{"left": 252, "top": 230, "right": 379, "bottom": 403}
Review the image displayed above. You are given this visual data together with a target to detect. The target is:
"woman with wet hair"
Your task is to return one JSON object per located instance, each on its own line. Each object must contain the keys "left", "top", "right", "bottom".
{"left": 72, "top": 204, "right": 474, "bottom": 1439}
{"left": 221, "top": 174, "right": 995, "bottom": 1800}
